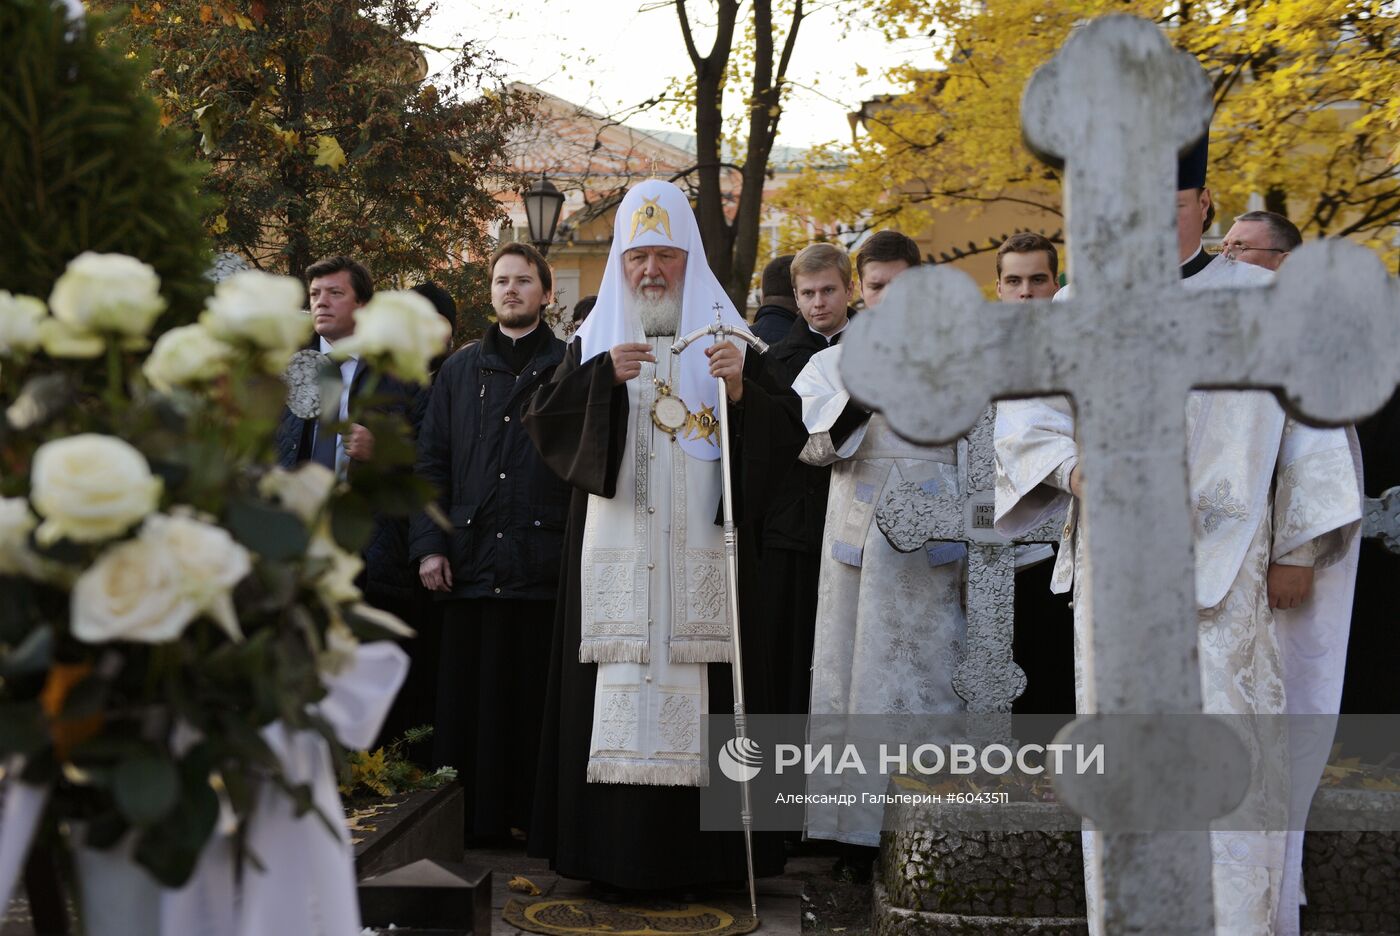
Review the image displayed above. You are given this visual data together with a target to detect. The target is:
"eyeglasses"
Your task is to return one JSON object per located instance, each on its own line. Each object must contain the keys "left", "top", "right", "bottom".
{"left": 1219, "top": 243, "right": 1288, "bottom": 263}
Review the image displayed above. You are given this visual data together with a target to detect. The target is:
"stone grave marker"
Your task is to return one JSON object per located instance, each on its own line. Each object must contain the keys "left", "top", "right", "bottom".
{"left": 1363, "top": 485, "right": 1400, "bottom": 553}
{"left": 876, "top": 407, "right": 1063, "bottom": 714}
{"left": 839, "top": 14, "right": 1399, "bottom": 934}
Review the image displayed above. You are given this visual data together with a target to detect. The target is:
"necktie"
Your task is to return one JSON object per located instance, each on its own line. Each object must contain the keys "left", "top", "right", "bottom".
{"left": 310, "top": 422, "right": 337, "bottom": 470}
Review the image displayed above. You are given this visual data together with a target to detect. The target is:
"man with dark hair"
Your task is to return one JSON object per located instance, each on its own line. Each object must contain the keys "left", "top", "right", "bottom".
{"left": 411, "top": 240, "right": 570, "bottom": 843}
{"left": 1221, "top": 210, "right": 1303, "bottom": 271}
{"left": 571, "top": 294, "right": 597, "bottom": 326}
{"left": 995, "top": 233, "right": 1060, "bottom": 300}
{"left": 990, "top": 234, "right": 1075, "bottom": 716}
{"left": 751, "top": 253, "right": 797, "bottom": 345}
{"left": 276, "top": 256, "right": 393, "bottom": 472}
{"left": 854, "top": 230, "right": 921, "bottom": 308}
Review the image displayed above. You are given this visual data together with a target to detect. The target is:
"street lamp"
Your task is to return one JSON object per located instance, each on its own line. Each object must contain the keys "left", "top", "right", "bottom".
{"left": 523, "top": 174, "right": 565, "bottom": 255}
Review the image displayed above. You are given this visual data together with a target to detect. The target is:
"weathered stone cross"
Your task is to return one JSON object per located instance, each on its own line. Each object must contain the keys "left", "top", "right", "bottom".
{"left": 875, "top": 407, "right": 1063, "bottom": 714}
{"left": 1363, "top": 485, "right": 1400, "bottom": 553}
{"left": 840, "top": 16, "right": 1399, "bottom": 934}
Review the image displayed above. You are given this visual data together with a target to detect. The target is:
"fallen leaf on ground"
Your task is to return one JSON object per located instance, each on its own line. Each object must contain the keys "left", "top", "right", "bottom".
{"left": 508, "top": 876, "right": 542, "bottom": 896}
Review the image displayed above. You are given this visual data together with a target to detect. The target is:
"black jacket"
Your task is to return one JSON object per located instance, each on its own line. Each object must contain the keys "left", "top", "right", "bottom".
{"left": 273, "top": 350, "right": 416, "bottom": 470}
{"left": 751, "top": 299, "right": 798, "bottom": 347}
{"left": 760, "top": 311, "right": 853, "bottom": 552}
{"left": 362, "top": 384, "right": 434, "bottom": 605}
{"left": 408, "top": 326, "right": 571, "bottom": 601}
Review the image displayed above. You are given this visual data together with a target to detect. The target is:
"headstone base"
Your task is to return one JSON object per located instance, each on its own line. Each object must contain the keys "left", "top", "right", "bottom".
{"left": 874, "top": 790, "right": 1400, "bottom": 936}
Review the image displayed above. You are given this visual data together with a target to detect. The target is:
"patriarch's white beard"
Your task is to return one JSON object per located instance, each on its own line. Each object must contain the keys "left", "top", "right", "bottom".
{"left": 630, "top": 285, "right": 683, "bottom": 337}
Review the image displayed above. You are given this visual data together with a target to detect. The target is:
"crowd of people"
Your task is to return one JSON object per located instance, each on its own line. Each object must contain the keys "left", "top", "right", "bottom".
{"left": 280, "top": 135, "right": 1370, "bottom": 935}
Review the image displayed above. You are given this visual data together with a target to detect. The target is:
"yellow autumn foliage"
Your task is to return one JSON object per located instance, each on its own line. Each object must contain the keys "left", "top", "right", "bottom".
{"left": 779, "top": 1, "right": 1399, "bottom": 270}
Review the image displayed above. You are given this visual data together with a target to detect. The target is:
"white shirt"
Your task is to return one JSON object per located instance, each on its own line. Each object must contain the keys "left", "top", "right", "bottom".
{"left": 318, "top": 336, "right": 359, "bottom": 478}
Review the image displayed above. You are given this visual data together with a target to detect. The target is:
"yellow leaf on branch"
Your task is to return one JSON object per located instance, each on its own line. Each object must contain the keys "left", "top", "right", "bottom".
{"left": 313, "top": 135, "right": 347, "bottom": 171}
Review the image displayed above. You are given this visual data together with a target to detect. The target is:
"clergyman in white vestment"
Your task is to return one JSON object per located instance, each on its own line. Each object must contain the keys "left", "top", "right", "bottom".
{"left": 994, "top": 139, "right": 1362, "bottom": 936}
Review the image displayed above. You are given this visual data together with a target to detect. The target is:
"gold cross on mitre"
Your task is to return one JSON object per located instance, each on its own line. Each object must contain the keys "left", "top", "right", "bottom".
{"left": 629, "top": 196, "right": 672, "bottom": 242}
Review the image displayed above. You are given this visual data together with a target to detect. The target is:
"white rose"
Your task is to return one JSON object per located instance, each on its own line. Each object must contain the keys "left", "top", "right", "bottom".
{"left": 38, "top": 318, "right": 104, "bottom": 359}
{"left": 49, "top": 252, "right": 165, "bottom": 337}
{"left": 258, "top": 463, "right": 337, "bottom": 524}
{"left": 307, "top": 531, "right": 363, "bottom": 605}
{"left": 142, "top": 324, "right": 235, "bottom": 393}
{"left": 0, "top": 292, "right": 47, "bottom": 356}
{"left": 71, "top": 536, "right": 197, "bottom": 644}
{"left": 139, "top": 513, "right": 252, "bottom": 641}
{"left": 331, "top": 290, "right": 450, "bottom": 384}
{"left": 31, "top": 434, "right": 163, "bottom": 545}
{"left": 201, "top": 270, "right": 311, "bottom": 351}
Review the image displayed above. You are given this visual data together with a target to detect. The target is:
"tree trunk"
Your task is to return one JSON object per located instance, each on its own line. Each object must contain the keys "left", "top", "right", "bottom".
{"left": 679, "top": 0, "right": 740, "bottom": 291}
{"left": 727, "top": 0, "right": 802, "bottom": 311}
{"left": 279, "top": 1, "right": 313, "bottom": 279}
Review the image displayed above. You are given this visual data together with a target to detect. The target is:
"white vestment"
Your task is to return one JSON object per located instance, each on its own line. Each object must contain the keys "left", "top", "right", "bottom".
{"left": 994, "top": 256, "right": 1362, "bottom": 936}
{"left": 583, "top": 335, "right": 733, "bottom": 786}
{"left": 794, "top": 344, "right": 968, "bottom": 846}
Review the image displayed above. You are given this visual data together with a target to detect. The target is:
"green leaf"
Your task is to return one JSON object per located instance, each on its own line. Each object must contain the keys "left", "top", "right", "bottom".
{"left": 113, "top": 755, "right": 180, "bottom": 826}
{"left": 133, "top": 747, "right": 220, "bottom": 888}
{"left": 225, "top": 498, "right": 308, "bottom": 561}
{"left": 330, "top": 490, "right": 375, "bottom": 553}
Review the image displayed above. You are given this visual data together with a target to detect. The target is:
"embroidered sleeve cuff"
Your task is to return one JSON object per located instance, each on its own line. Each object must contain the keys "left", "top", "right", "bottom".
{"left": 1275, "top": 538, "right": 1319, "bottom": 568}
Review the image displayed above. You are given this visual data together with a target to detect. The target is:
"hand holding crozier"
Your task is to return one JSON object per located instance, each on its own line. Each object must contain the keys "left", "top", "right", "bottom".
{"left": 705, "top": 339, "right": 744, "bottom": 402}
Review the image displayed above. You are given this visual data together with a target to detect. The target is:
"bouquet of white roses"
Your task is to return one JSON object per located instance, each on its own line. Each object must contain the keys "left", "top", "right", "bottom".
{"left": 0, "top": 252, "right": 448, "bottom": 890}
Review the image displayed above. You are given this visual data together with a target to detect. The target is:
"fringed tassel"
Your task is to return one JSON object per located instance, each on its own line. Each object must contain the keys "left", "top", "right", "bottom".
{"left": 579, "top": 638, "right": 649, "bottom": 664}
{"left": 668, "top": 639, "right": 733, "bottom": 664}
{"left": 586, "top": 758, "right": 709, "bottom": 787}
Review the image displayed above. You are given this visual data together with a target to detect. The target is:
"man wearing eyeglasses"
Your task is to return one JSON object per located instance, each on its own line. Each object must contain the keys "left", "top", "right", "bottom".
{"left": 1220, "top": 210, "right": 1303, "bottom": 271}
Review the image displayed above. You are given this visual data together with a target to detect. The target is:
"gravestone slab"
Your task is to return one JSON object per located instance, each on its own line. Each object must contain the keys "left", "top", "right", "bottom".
{"left": 353, "top": 782, "right": 465, "bottom": 879}
{"left": 358, "top": 858, "right": 491, "bottom": 935}
{"left": 840, "top": 14, "right": 1400, "bottom": 934}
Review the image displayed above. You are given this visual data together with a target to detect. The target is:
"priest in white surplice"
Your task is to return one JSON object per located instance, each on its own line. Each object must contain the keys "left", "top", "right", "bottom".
{"left": 792, "top": 233, "right": 968, "bottom": 861}
{"left": 994, "top": 135, "right": 1362, "bottom": 936}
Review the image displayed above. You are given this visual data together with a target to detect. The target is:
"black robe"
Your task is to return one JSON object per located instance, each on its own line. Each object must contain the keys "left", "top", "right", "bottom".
{"left": 522, "top": 338, "right": 805, "bottom": 890}
{"left": 1342, "top": 388, "right": 1400, "bottom": 720}
{"left": 751, "top": 314, "right": 846, "bottom": 714}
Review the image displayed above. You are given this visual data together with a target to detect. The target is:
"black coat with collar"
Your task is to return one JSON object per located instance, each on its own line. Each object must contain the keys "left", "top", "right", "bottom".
{"left": 408, "top": 326, "right": 571, "bottom": 601}
{"left": 760, "top": 309, "right": 854, "bottom": 552}
{"left": 751, "top": 299, "right": 798, "bottom": 347}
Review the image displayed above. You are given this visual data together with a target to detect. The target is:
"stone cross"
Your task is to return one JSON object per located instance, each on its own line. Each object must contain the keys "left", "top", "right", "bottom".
{"left": 875, "top": 407, "right": 1063, "bottom": 714}
{"left": 839, "top": 15, "right": 1399, "bottom": 934}
{"left": 1363, "top": 485, "right": 1400, "bottom": 553}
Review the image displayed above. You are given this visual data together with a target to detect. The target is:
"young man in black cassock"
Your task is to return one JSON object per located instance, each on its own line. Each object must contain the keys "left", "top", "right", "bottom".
{"left": 756, "top": 243, "right": 859, "bottom": 715}
{"left": 523, "top": 180, "right": 806, "bottom": 894}
{"left": 410, "top": 243, "right": 570, "bottom": 842}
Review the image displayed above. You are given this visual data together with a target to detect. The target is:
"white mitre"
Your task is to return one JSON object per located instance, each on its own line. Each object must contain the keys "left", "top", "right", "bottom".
{"left": 575, "top": 180, "right": 747, "bottom": 461}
